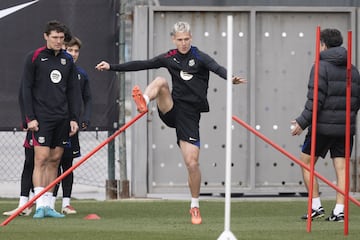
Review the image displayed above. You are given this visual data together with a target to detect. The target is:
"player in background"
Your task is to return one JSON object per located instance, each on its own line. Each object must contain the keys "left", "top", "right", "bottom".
{"left": 291, "top": 28, "right": 360, "bottom": 222}
{"left": 51, "top": 36, "right": 92, "bottom": 214}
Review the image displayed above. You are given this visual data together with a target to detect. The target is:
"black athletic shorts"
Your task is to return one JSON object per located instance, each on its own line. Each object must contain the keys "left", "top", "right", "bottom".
{"left": 62, "top": 132, "right": 81, "bottom": 159}
{"left": 31, "top": 118, "right": 70, "bottom": 148}
{"left": 301, "top": 131, "right": 354, "bottom": 158}
{"left": 23, "top": 130, "right": 33, "bottom": 149}
{"left": 158, "top": 102, "right": 201, "bottom": 147}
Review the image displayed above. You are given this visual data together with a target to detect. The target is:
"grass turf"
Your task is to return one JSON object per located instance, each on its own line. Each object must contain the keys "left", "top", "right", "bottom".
{"left": 0, "top": 198, "right": 360, "bottom": 239}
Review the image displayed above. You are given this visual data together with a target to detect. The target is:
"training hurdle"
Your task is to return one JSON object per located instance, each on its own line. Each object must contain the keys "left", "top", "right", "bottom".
{"left": 1, "top": 111, "right": 148, "bottom": 226}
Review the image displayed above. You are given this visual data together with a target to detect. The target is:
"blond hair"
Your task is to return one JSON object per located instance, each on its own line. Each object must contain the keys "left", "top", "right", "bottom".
{"left": 170, "top": 21, "right": 191, "bottom": 36}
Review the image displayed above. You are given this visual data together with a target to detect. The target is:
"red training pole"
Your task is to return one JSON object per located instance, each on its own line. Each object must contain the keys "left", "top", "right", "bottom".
{"left": 1, "top": 111, "right": 148, "bottom": 226}
{"left": 307, "top": 26, "right": 321, "bottom": 232}
{"left": 232, "top": 115, "right": 360, "bottom": 208}
{"left": 344, "top": 31, "right": 352, "bottom": 235}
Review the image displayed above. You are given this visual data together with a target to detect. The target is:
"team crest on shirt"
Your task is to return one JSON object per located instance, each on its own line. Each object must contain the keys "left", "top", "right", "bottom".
{"left": 61, "top": 58, "right": 66, "bottom": 65}
{"left": 78, "top": 73, "right": 81, "bottom": 80}
{"left": 38, "top": 136, "right": 45, "bottom": 144}
{"left": 50, "top": 70, "right": 62, "bottom": 83}
{"left": 188, "top": 59, "right": 195, "bottom": 67}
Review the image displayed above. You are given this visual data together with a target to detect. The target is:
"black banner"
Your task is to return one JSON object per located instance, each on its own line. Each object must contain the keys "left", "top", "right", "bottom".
{"left": 0, "top": 0, "right": 119, "bottom": 131}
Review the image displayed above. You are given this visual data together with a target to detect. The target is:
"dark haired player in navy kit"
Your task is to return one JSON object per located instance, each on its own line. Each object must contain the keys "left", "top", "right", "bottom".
{"left": 96, "top": 21, "right": 246, "bottom": 224}
{"left": 21, "top": 20, "right": 81, "bottom": 219}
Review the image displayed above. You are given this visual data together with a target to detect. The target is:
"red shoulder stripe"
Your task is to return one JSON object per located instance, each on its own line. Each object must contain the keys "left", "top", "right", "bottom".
{"left": 32, "top": 46, "right": 46, "bottom": 63}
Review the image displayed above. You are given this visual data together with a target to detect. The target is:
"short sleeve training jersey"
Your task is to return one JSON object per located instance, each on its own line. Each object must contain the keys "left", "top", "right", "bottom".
{"left": 109, "top": 46, "right": 227, "bottom": 112}
{"left": 21, "top": 47, "right": 81, "bottom": 122}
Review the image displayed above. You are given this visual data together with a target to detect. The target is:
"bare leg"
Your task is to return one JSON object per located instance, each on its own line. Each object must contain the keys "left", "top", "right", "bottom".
{"left": 179, "top": 140, "right": 201, "bottom": 198}
{"left": 300, "top": 152, "right": 320, "bottom": 198}
{"left": 33, "top": 146, "right": 51, "bottom": 188}
{"left": 45, "top": 147, "right": 64, "bottom": 192}
{"left": 332, "top": 157, "right": 345, "bottom": 205}
{"left": 143, "top": 76, "right": 173, "bottom": 114}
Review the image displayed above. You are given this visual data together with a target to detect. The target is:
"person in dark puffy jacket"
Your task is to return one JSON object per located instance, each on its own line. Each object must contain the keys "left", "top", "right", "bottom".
{"left": 291, "top": 28, "right": 360, "bottom": 222}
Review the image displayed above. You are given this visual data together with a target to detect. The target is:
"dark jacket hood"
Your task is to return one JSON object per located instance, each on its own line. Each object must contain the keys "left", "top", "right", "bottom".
{"left": 320, "top": 46, "right": 347, "bottom": 66}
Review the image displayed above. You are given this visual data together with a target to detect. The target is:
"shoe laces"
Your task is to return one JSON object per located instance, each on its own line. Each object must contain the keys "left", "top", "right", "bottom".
{"left": 191, "top": 208, "right": 200, "bottom": 217}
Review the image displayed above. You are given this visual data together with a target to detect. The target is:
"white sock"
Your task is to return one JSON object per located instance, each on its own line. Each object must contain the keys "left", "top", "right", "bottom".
{"left": 143, "top": 94, "right": 150, "bottom": 105}
{"left": 312, "top": 197, "right": 322, "bottom": 210}
{"left": 190, "top": 198, "right": 199, "bottom": 208}
{"left": 18, "top": 196, "right": 29, "bottom": 207}
{"left": 62, "top": 197, "right": 70, "bottom": 209}
{"left": 50, "top": 196, "right": 57, "bottom": 210}
{"left": 333, "top": 204, "right": 344, "bottom": 215}
{"left": 34, "top": 187, "right": 45, "bottom": 209}
{"left": 44, "top": 192, "right": 53, "bottom": 208}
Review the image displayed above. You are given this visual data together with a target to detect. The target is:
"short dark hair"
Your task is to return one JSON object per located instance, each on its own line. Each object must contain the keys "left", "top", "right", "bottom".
{"left": 65, "top": 36, "right": 82, "bottom": 49}
{"left": 320, "top": 28, "right": 343, "bottom": 48}
{"left": 44, "top": 20, "right": 72, "bottom": 41}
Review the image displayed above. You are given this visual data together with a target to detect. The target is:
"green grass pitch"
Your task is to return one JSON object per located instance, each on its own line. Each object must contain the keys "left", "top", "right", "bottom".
{"left": 1, "top": 199, "right": 360, "bottom": 239}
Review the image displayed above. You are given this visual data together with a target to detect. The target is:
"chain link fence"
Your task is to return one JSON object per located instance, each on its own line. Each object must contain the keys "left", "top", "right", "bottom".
{"left": 0, "top": 130, "right": 125, "bottom": 188}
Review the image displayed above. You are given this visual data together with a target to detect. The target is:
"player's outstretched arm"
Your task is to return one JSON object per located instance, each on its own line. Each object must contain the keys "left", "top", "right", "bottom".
{"left": 95, "top": 61, "right": 110, "bottom": 71}
{"left": 232, "top": 76, "right": 247, "bottom": 84}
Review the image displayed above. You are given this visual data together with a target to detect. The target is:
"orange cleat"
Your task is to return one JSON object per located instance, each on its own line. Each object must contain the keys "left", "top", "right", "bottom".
{"left": 189, "top": 207, "right": 202, "bottom": 224}
{"left": 132, "top": 85, "right": 148, "bottom": 113}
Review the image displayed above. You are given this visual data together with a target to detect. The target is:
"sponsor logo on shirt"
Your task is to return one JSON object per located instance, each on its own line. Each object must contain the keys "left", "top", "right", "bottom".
{"left": 50, "top": 70, "right": 62, "bottom": 83}
{"left": 180, "top": 70, "right": 193, "bottom": 81}
{"left": 41, "top": 58, "right": 48, "bottom": 62}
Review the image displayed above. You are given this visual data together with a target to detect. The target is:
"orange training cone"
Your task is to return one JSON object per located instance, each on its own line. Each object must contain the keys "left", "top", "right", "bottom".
{"left": 84, "top": 214, "right": 101, "bottom": 220}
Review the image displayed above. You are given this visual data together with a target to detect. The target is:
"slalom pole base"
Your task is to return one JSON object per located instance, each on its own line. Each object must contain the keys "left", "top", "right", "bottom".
{"left": 217, "top": 230, "right": 237, "bottom": 240}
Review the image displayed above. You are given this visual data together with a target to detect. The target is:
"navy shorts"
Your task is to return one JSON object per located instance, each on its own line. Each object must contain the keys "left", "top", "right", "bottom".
{"left": 301, "top": 131, "right": 354, "bottom": 158}
{"left": 158, "top": 102, "right": 201, "bottom": 147}
{"left": 31, "top": 118, "right": 70, "bottom": 148}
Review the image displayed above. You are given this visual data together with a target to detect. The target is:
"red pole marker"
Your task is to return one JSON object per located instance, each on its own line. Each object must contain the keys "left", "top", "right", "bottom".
{"left": 232, "top": 115, "right": 360, "bottom": 208}
{"left": 344, "top": 30, "right": 352, "bottom": 236}
{"left": 307, "top": 25, "right": 321, "bottom": 233}
{"left": 1, "top": 111, "right": 147, "bottom": 226}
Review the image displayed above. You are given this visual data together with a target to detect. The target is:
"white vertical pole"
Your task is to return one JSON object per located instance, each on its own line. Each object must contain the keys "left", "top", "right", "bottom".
{"left": 218, "top": 15, "right": 237, "bottom": 240}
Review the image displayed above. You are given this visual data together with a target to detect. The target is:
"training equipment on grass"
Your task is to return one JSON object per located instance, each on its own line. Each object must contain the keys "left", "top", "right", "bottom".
{"left": 344, "top": 30, "right": 352, "bottom": 236}
{"left": 84, "top": 213, "right": 101, "bottom": 220}
{"left": 232, "top": 115, "right": 360, "bottom": 208}
{"left": 1, "top": 111, "right": 147, "bottom": 226}
{"left": 306, "top": 25, "right": 321, "bottom": 233}
{"left": 218, "top": 15, "right": 237, "bottom": 240}
{"left": 233, "top": 27, "right": 355, "bottom": 236}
